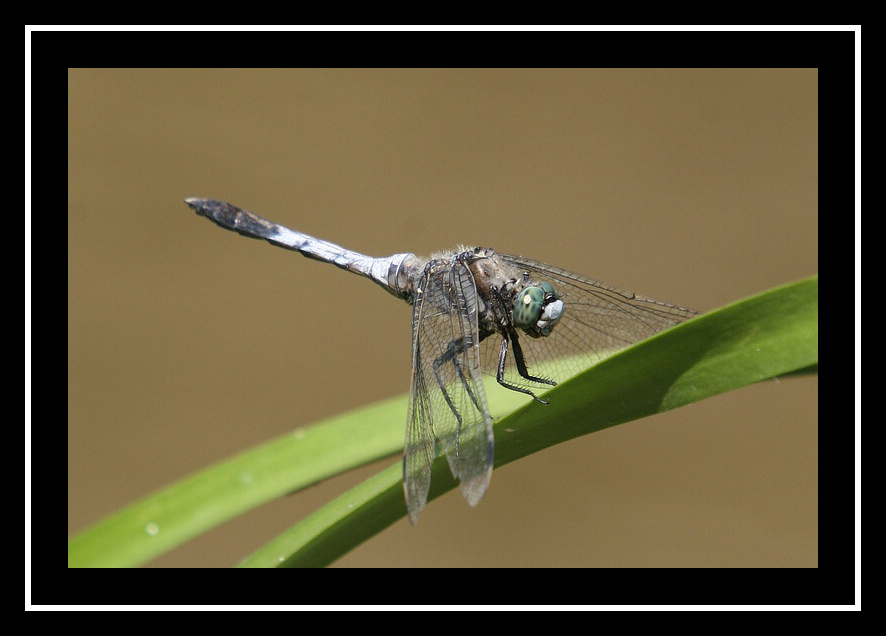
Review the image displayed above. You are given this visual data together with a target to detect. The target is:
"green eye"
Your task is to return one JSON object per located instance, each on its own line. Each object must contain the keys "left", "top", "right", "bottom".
{"left": 513, "top": 283, "right": 564, "bottom": 337}
{"left": 539, "top": 282, "right": 557, "bottom": 299}
{"left": 513, "top": 287, "right": 546, "bottom": 329}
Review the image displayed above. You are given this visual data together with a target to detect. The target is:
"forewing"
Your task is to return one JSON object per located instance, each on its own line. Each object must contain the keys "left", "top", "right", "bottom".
{"left": 403, "top": 257, "right": 494, "bottom": 524}
{"left": 489, "top": 253, "right": 698, "bottom": 387}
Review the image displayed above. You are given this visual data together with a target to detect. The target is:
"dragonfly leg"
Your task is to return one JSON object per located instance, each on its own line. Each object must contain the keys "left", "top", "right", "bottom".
{"left": 495, "top": 337, "right": 550, "bottom": 404}
{"left": 431, "top": 337, "right": 484, "bottom": 456}
{"left": 432, "top": 348, "right": 463, "bottom": 427}
{"left": 508, "top": 329, "right": 556, "bottom": 388}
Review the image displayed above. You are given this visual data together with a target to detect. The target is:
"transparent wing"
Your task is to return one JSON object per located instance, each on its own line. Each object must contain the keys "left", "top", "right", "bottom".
{"left": 403, "top": 256, "right": 493, "bottom": 525}
{"left": 485, "top": 253, "right": 698, "bottom": 391}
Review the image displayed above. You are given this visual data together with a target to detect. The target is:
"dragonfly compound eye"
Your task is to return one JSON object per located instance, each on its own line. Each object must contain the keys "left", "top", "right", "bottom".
{"left": 513, "top": 284, "right": 564, "bottom": 336}
{"left": 513, "top": 286, "right": 546, "bottom": 329}
{"left": 539, "top": 281, "right": 558, "bottom": 299}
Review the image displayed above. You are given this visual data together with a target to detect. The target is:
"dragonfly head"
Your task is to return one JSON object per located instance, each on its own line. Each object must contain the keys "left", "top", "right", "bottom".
{"left": 512, "top": 282, "right": 564, "bottom": 338}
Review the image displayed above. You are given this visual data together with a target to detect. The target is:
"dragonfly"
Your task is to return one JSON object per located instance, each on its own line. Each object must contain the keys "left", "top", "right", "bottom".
{"left": 186, "top": 197, "right": 697, "bottom": 524}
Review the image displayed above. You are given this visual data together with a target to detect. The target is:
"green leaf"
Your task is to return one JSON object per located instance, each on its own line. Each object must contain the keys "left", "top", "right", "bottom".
{"left": 68, "top": 275, "right": 817, "bottom": 567}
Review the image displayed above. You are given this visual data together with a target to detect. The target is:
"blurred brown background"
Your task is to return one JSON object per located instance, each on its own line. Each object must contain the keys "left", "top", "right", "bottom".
{"left": 67, "top": 68, "right": 817, "bottom": 567}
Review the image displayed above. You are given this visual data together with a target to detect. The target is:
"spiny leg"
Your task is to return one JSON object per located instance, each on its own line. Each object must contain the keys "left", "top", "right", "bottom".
{"left": 432, "top": 337, "right": 484, "bottom": 456}
{"left": 495, "top": 336, "right": 550, "bottom": 405}
{"left": 508, "top": 326, "right": 556, "bottom": 387}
